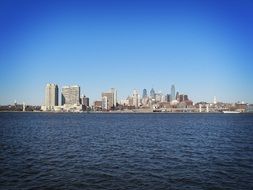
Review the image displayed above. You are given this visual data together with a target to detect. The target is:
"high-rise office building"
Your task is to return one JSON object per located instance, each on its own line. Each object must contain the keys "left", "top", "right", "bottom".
{"left": 45, "top": 83, "right": 59, "bottom": 110}
{"left": 101, "top": 88, "right": 117, "bottom": 110}
{"left": 81, "top": 95, "right": 89, "bottom": 107}
{"left": 110, "top": 88, "right": 117, "bottom": 107}
{"left": 61, "top": 85, "right": 80, "bottom": 105}
{"left": 166, "top": 94, "right": 171, "bottom": 102}
{"left": 150, "top": 88, "right": 155, "bottom": 99}
{"left": 102, "top": 96, "right": 108, "bottom": 110}
{"left": 142, "top": 89, "right": 147, "bottom": 99}
{"left": 176, "top": 91, "right": 179, "bottom": 101}
{"left": 171, "top": 85, "right": 175, "bottom": 101}
{"left": 102, "top": 92, "right": 114, "bottom": 109}
{"left": 133, "top": 89, "right": 139, "bottom": 108}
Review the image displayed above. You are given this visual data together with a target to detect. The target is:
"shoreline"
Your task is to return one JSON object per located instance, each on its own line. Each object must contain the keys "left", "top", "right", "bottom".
{"left": 0, "top": 111, "right": 252, "bottom": 114}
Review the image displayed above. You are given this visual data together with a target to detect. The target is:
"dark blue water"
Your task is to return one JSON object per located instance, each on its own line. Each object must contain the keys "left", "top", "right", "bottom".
{"left": 1, "top": 113, "right": 253, "bottom": 190}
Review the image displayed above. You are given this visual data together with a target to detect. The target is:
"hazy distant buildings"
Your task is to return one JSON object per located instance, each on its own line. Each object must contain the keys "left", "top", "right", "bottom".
{"left": 155, "top": 92, "right": 162, "bottom": 102}
{"left": 161, "top": 95, "right": 166, "bottom": 102}
{"left": 141, "top": 89, "right": 150, "bottom": 107}
{"left": 133, "top": 89, "right": 139, "bottom": 108}
{"left": 150, "top": 88, "right": 155, "bottom": 99}
{"left": 171, "top": 85, "right": 175, "bottom": 101}
{"left": 214, "top": 96, "right": 217, "bottom": 104}
{"left": 176, "top": 91, "right": 179, "bottom": 101}
{"left": 179, "top": 94, "right": 184, "bottom": 102}
{"left": 141, "top": 96, "right": 149, "bottom": 107}
{"left": 184, "top": 95, "right": 188, "bottom": 101}
{"left": 247, "top": 104, "right": 253, "bottom": 112}
{"left": 127, "top": 96, "right": 134, "bottom": 107}
{"left": 62, "top": 85, "right": 80, "bottom": 105}
{"left": 120, "top": 99, "right": 130, "bottom": 106}
{"left": 166, "top": 94, "right": 171, "bottom": 102}
{"left": 44, "top": 83, "right": 59, "bottom": 111}
{"left": 142, "top": 89, "right": 147, "bottom": 98}
{"left": 179, "top": 94, "right": 188, "bottom": 102}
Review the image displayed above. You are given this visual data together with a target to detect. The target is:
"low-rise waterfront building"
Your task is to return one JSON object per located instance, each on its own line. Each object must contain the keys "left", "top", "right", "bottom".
{"left": 94, "top": 101, "right": 102, "bottom": 111}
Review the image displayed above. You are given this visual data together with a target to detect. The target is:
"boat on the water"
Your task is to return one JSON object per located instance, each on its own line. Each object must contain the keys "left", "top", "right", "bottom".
{"left": 222, "top": 111, "right": 240, "bottom": 114}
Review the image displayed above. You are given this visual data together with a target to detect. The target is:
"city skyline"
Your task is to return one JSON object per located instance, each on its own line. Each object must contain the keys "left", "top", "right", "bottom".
{"left": 0, "top": 81, "right": 250, "bottom": 106}
{"left": 1, "top": 0, "right": 253, "bottom": 105}
{"left": 38, "top": 83, "right": 250, "bottom": 113}
{"left": 41, "top": 83, "right": 246, "bottom": 107}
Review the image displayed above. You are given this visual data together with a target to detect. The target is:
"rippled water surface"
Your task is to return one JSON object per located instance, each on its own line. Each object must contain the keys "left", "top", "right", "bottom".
{"left": 1, "top": 113, "right": 253, "bottom": 190}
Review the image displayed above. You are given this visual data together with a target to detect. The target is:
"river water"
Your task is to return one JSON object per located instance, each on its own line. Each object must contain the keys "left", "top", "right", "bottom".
{"left": 1, "top": 113, "right": 253, "bottom": 189}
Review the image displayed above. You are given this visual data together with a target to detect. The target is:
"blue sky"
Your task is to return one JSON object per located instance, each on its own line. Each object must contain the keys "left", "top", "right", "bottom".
{"left": 0, "top": 0, "right": 253, "bottom": 105}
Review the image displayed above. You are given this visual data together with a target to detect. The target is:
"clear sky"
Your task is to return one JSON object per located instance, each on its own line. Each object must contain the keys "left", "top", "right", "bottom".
{"left": 0, "top": 0, "right": 253, "bottom": 105}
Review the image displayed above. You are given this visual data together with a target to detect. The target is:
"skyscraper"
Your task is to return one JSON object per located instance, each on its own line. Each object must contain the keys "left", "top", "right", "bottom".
{"left": 166, "top": 94, "right": 171, "bottom": 102}
{"left": 110, "top": 88, "right": 117, "bottom": 107}
{"left": 61, "top": 85, "right": 80, "bottom": 105}
{"left": 102, "top": 92, "right": 114, "bottom": 110}
{"left": 150, "top": 88, "right": 155, "bottom": 99}
{"left": 102, "top": 96, "right": 108, "bottom": 110}
{"left": 176, "top": 91, "right": 179, "bottom": 101}
{"left": 81, "top": 95, "right": 89, "bottom": 107}
{"left": 142, "top": 89, "right": 147, "bottom": 99}
{"left": 101, "top": 88, "right": 117, "bottom": 110}
{"left": 133, "top": 89, "right": 139, "bottom": 108}
{"left": 171, "top": 85, "right": 175, "bottom": 101}
{"left": 45, "top": 83, "right": 59, "bottom": 110}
